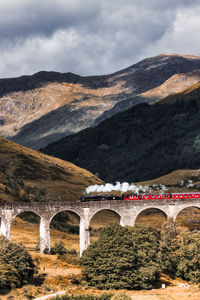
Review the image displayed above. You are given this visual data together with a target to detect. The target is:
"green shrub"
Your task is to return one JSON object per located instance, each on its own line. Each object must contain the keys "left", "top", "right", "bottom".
{"left": 111, "top": 294, "right": 131, "bottom": 300}
{"left": 159, "top": 218, "right": 179, "bottom": 276}
{"left": 81, "top": 223, "right": 160, "bottom": 290}
{"left": 50, "top": 241, "right": 67, "bottom": 255}
{"left": 159, "top": 219, "right": 200, "bottom": 283}
{"left": 57, "top": 251, "right": 80, "bottom": 266}
{"left": 0, "top": 236, "right": 36, "bottom": 293}
{"left": 175, "top": 230, "right": 200, "bottom": 282}
{"left": 70, "top": 274, "right": 81, "bottom": 285}
{"left": 52, "top": 293, "right": 113, "bottom": 300}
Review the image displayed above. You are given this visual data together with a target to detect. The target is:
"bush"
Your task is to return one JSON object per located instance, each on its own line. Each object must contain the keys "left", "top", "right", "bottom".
{"left": 70, "top": 274, "right": 81, "bottom": 285}
{"left": 111, "top": 294, "right": 131, "bottom": 300}
{"left": 81, "top": 223, "right": 160, "bottom": 290}
{"left": 0, "top": 236, "right": 36, "bottom": 293}
{"left": 50, "top": 241, "right": 67, "bottom": 255}
{"left": 175, "top": 230, "right": 200, "bottom": 282}
{"left": 57, "top": 249, "right": 80, "bottom": 266}
{"left": 159, "top": 218, "right": 178, "bottom": 276}
{"left": 159, "top": 219, "right": 200, "bottom": 283}
{"left": 51, "top": 294, "right": 113, "bottom": 300}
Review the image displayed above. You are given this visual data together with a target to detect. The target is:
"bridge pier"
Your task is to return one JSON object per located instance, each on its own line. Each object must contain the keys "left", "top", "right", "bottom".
{"left": 167, "top": 204, "right": 178, "bottom": 220}
{"left": 80, "top": 218, "right": 90, "bottom": 256}
{"left": 40, "top": 217, "right": 50, "bottom": 253}
{"left": 1, "top": 217, "right": 11, "bottom": 239}
{"left": 0, "top": 209, "right": 13, "bottom": 239}
{"left": 120, "top": 215, "right": 135, "bottom": 226}
{"left": 80, "top": 208, "right": 90, "bottom": 256}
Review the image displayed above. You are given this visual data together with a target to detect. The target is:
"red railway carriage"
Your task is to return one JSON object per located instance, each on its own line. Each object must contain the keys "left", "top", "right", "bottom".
{"left": 123, "top": 192, "right": 200, "bottom": 201}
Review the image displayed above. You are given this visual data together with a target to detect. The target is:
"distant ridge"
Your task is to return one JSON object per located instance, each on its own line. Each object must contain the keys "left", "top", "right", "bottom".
{"left": 1, "top": 53, "right": 200, "bottom": 149}
{"left": 42, "top": 82, "right": 200, "bottom": 183}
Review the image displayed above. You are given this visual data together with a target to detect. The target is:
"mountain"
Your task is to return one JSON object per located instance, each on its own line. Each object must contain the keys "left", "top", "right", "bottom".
{"left": 41, "top": 82, "right": 200, "bottom": 183}
{"left": 0, "top": 137, "right": 102, "bottom": 204}
{"left": 1, "top": 54, "right": 200, "bottom": 149}
{"left": 94, "top": 69, "right": 200, "bottom": 125}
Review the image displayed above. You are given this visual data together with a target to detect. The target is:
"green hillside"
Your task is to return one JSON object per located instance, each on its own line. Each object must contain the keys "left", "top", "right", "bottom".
{"left": 42, "top": 82, "right": 200, "bottom": 183}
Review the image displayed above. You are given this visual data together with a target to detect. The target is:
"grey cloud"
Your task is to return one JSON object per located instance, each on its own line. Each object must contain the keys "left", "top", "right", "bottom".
{"left": 0, "top": 0, "right": 101, "bottom": 40}
{"left": 0, "top": 0, "right": 200, "bottom": 78}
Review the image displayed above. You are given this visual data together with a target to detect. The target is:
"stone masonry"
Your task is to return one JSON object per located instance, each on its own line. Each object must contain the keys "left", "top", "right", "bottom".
{"left": 0, "top": 198, "right": 200, "bottom": 256}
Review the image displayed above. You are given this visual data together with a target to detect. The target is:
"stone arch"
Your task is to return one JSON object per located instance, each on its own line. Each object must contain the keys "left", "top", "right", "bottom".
{"left": 88, "top": 209, "right": 123, "bottom": 248}
{"left": 89, "top": 208, "right": 124, "bottom": 226}
{"left": 175, "top": 205, "right": 200, "bottom": 230}
{"left": 135, "top": 207, "right": 168, "bottom": 228}
{"left": 11, "top": 210, "right": 41, "bottom": 250}
{"left": 49, "top": 209, "right": 82, "bottom": 225}
{"left": 49, "top": 209, "right": 82, "bottom": 254}
{"left": 174, "top": 204, "right": 200, "bottom": 221}
{"left": 11, "top": 209, "right": 42, "bottom": 221}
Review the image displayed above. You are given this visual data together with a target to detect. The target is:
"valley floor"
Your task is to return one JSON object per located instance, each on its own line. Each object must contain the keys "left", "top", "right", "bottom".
{"left": 1, "top": 218, "right": 200, "bottom": 300}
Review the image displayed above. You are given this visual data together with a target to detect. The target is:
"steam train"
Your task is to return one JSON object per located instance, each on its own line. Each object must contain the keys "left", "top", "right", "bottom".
{"left": 80, "top": 192, "right": 200, "bottom": 202}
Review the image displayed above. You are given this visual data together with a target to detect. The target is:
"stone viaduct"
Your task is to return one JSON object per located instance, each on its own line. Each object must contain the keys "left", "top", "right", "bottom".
{"left": 0, "top": 198, "right": 200, "bottom": 256}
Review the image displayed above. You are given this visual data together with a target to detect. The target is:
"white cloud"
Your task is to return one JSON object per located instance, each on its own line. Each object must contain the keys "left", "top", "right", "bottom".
{"left": 142, "top": 6, "right": 200, "bottom": 59}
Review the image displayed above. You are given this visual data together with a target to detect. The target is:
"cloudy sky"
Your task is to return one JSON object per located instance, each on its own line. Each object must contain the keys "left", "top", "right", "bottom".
{"left": 0, "top": 0, "right": 200, "bottom": 78}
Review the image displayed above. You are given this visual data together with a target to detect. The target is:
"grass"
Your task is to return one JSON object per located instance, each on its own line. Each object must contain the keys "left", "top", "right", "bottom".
{"left": 0, "top": 137, "right": 102, "bottom": 204}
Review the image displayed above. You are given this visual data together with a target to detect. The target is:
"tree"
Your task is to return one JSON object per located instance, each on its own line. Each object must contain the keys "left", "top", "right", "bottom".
{"left": 159, "top": 218, "right": 178, "bottom": 276}
{"left": 159, "top": 219, "right": 200, "bottom": 283}
{"left": 0, "top": 236, "right": 36, "bottom": 292}
{"left": 81, "top": 223, "right": 160, "bottom": 290}
{"left": 175, "top": 230, "right": 200, "bottom": 283}
{"left": 129, "top": 225, "right": 160, "bottom": 289}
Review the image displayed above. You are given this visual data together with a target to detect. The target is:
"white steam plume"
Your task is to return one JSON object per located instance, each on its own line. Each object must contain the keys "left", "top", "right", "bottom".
{"left": 85, "top": 182, "right": 168, "bottom": 194}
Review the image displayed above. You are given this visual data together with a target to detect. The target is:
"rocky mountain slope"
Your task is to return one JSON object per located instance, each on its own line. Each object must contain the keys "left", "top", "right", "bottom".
{"left": 42, "top": 82, "right": 200, "bottom": 183}
{"left": 95, "top": 69, "right": 200, "bottom": 125}
{"left": 0, "top": 137, "right": 102, "bottom": 204}
{"left": 1, "top": 54, "right": 200, "bottom": 149}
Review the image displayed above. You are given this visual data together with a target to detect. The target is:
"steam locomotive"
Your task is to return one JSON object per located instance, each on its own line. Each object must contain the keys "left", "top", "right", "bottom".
{"left": 80, "top": 192, "right": 200, "bottom": 202}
